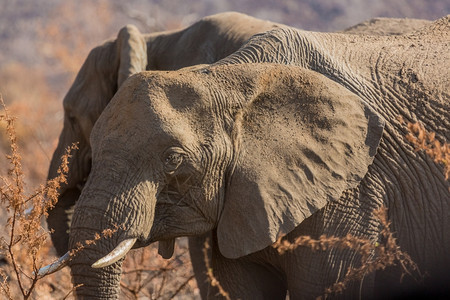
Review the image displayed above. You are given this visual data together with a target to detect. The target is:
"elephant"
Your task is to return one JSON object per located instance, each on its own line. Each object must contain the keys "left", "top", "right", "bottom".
{"left": 45, "top": 11, "right": 280, "bottom": 298}
{"left": 46, "top": 11, "right": 279, "bottom": 255}
{"left": 46, "top": 11, "right": 430, "bottom": 257}
{"left": 43, "top": 11, "right": 433, "bottom": 298}
{"left": 37, "top": 14, "right": 449, "bottom": 299}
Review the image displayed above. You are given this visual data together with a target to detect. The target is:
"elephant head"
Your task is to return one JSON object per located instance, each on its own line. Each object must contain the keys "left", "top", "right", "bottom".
{"left": 46, "top": 24, "right": 147, "bottom": 256}
{"left": 59, "top": 63, "right": 383, "bottom": 298}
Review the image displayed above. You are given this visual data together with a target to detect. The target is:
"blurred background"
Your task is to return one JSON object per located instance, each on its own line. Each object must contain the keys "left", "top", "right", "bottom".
{"left": 0, "top": 1, "right": 448, "bottom": 298}
{"left": 0, "top": 0, "right": 448, "bottom": 188}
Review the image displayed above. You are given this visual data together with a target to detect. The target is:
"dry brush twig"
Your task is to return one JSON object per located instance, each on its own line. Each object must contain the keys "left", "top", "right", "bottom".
{"left": 119, "top": 242, "right": 197, "bottom": 299}
{"left": 272, "top": 206, "right": 421, "bottom": 299}
{"left": 0, "top": 95, "right": 75, "bottom": 299}
{"left": 1, "top": 96, "right": 126, "bottom": 299}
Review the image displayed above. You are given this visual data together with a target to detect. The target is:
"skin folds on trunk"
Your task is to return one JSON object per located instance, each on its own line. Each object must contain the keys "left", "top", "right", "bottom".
{"left": 71, "top": 257, "right": 123, "bottom": 299}
{"left": 69, "top": 194, "right": 125, "bottom": 299}
{"left": 69, "top": 198, "right": 138, "bottom": 299}
{"left": 68, "top": 155, "right": 156, "bottom": 298}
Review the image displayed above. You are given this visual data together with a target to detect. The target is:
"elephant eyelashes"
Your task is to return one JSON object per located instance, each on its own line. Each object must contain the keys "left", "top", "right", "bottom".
{"left": 163, "top": 148, "right": 185, "bottom": 174}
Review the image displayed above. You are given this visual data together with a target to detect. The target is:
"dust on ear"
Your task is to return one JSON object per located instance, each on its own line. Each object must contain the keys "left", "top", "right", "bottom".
{"left": 218, "top": 65, "right": 384, "bottom": 259}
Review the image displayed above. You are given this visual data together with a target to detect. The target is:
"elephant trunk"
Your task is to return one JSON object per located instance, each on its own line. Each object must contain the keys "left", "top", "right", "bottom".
{"left": 67, "top": 162, "right": 156, "bottom": 298}
{"left": 71, "top": 255, "right": 123, "bottom": 299}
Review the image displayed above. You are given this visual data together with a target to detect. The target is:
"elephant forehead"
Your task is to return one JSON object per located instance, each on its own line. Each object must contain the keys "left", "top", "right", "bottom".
{"left": 138, "top": 71, "right": 221, "bottom": 135}
{"left": 93, "top": 83, "right": 204, "bottom": 154}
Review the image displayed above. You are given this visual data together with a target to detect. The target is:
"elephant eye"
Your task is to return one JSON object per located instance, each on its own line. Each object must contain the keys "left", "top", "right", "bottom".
{"left": 163, "top": 148, "right": 185, "bottom": 173}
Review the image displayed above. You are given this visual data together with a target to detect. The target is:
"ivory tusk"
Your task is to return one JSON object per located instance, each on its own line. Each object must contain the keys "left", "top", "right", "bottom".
{"left": 35, "top": 251, "right": 71, "bottom": 278}
{"left": 91, "top": 238, "right": 136, "bottom": 269}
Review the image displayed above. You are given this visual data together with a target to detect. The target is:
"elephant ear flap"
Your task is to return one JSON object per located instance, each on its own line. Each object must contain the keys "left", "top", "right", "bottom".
{"left": 217, "top": 66, "right": 385, "bottom": 259}
{"left": 116, "top": 25, "right": 147, "bottom": 87}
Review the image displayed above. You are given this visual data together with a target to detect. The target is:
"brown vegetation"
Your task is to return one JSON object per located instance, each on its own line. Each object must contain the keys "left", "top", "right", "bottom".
{"left": 272, "top": 207, "right": 421, "bottom": 299}
{"left": 0, "top": 95, "right": 74, "bottom": 299}
{"left": 202, "top": 240, "right": 230, "bottom": 300}
{"left": 399, "top": 117, "right": 449, "bottom": 180}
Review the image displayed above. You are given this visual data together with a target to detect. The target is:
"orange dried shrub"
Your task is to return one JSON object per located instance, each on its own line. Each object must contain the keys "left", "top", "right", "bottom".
{"left": 202, "top": 239, "right": 230, "bottom": 300}
{"left": 403, "top": 120, "right": 449, "bottom": 180}
{"left": 0, "top": 96, "right": 75, "bottom": 299}
{"left": 272, "top": 206, "right": 420, "bottom": 299}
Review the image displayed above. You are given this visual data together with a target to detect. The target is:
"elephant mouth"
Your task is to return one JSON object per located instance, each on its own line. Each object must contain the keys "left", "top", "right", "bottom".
{"left": 157, "top": 239, "right": 176, "bottom": 259}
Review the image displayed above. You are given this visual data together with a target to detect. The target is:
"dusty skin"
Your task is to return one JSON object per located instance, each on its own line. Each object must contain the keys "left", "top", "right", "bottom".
{"left": 46, "top": 11, "right": 279, "bottom": 256}
{"left": 50, "top": 15, "right": 450, "bottom": 299}
{"left": 41, "top": 12, "right": 436, "bottom": 299}
{"left": 342, "top": 17, "right": 431, "bottom": 35}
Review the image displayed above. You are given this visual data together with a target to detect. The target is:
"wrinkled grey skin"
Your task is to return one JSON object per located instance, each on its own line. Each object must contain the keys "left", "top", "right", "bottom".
{"left": 218, "top": 18, "right": 449, "bottom": 296}
{"left": 44, "top": 13, "right": 431, "bottom": 299}
{"left": 64, "top": 15, "right": 449, "bottom": 299}
{"left": 47, "top": 11, "right": 279, "bottom": 254}
{"left": 47, "top": 13, "right": 429, "bottom": 256}
{"left": 46, "top": 12, "right": 279, "bottom": 298}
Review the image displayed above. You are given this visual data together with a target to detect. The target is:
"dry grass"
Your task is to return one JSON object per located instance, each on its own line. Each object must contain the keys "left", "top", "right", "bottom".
{"left": 202, "top": 239, "right": 230, "bottom": 300}
{"left": 120, "top": 243, "right": 197, "bottom": 299}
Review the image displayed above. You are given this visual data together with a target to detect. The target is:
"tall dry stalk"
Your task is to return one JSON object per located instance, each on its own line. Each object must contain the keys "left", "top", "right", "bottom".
{"left": 0, "top": 95, "right": 76, "bottom": 299}
{"left": 202, "top": 239, "right": 230, "bottom": 300}
{"left": 120, "top": 244, "right": 196, "bottom": 299}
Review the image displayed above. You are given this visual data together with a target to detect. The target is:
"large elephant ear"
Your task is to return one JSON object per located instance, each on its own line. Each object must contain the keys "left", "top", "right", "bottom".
{"left": 217, "top": 66, "right": 385, "bottom": 259}
{"left": 116, "top": 24, "right": 147, "bottom": 87}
